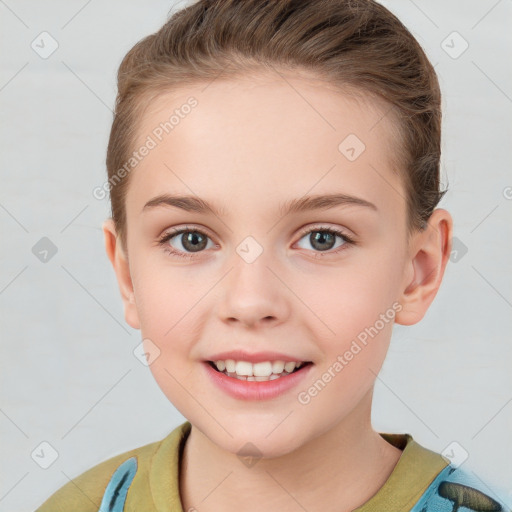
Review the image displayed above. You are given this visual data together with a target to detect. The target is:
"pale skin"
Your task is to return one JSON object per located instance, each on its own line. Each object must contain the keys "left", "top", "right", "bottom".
{"left": 103, "top": 69, "right": 452, "bottom": 512}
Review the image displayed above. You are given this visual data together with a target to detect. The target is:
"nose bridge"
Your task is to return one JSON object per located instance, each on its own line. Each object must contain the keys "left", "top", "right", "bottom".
{"left": 216, "top": 239, "right": 289, "bottom": 327}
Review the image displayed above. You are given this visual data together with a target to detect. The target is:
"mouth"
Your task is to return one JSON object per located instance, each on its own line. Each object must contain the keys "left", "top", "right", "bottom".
{"left": 206, "top": 360, "right": 314, "bottom": 382}
{"left": 203, "top": 358, "right": 315, "bottom": 400}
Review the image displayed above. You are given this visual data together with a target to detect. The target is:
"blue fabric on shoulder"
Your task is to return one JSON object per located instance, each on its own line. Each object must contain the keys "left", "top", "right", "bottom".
{"left": 410, "top": 464, "right": 510, "bottom": 512}
{"left": 98, "top": 457, "right": 138, "bottom": 512}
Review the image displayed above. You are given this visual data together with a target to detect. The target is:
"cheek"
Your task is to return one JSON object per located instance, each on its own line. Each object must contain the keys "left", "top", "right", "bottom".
{"left": 135, "top": 270, "right": 200, "bottom": 406}
{"left": 132, "top": 260, "right": 202, "bottom": 337}
{"left": 290, "top": 249, "right": 404, "bottom": 398}
{"left": 297, "top": 271, "right": 397, "bottom": 415}
{"left": 132, "top": 265, "right": 211, "bottom": 380}
{"left": 294, "top": 252, "right": 403, "bottom": 339}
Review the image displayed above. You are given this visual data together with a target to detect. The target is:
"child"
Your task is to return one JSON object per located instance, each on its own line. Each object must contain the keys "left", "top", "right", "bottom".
{"left": 36, "top": 0, "right": 510, "bottom": 511}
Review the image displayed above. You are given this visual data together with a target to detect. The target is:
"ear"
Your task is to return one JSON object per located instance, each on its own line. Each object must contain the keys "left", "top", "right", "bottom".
{"left": 395, "top": 208, "right": 453, "bottom": 326}
{"left": 102, "top": 218, "right": 141, "bottom": 330}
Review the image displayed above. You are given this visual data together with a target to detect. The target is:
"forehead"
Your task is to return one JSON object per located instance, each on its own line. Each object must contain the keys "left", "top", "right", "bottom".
{"left": 137, "top": 70, "right": 399, "bottom": 149}
{"left": 126, "top": 71, "right": 404, "bottom": 221}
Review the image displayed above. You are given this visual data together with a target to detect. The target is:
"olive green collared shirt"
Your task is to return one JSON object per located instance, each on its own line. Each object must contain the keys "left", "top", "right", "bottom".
{"left": 35, "top": 420, "right": 506, "bottom": 512}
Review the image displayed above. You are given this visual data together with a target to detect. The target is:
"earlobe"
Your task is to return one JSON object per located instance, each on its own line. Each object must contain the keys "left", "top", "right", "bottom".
{"left": 102, "top": 219, "right": 141, "bottom": 330}
{"left": 395, "top": 209, "right": 453, "bottom": 326}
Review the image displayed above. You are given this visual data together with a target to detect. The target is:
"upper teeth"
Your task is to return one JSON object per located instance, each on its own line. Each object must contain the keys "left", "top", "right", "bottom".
{"left": 214, "top": 360, "right": 303, "bottom": 377}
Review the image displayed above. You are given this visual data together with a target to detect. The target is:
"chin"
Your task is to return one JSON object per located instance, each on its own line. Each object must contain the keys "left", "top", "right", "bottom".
{"left": 224, "top": 435, "right": 301, "bottom": 461}
{"left": 202, "top": 416, "right": 308, "bottom": 460}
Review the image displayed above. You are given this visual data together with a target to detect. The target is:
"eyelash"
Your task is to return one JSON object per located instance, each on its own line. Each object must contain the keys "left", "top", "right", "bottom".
{"left": 157, "top": 224, "right": 356, "bottom": 260}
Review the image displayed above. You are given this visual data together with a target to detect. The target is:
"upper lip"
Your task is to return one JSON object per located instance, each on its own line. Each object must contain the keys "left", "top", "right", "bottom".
{"left": 205, "top": 350, "right": 312, "bottom": 364}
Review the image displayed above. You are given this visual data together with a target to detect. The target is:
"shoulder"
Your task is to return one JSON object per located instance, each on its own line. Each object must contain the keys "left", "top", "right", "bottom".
{"left": 34, "top": 435, "right": 165, "bottom": 512}
{"left": 376, "top": 433, "right": 511, "bottom": 512}
{"left": 412, "top": 463, "right": 511, "bottom": 512}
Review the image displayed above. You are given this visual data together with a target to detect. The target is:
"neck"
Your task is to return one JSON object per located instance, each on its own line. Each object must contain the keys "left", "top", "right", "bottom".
{"left": 179, "top": 388, "right": 402, "bottom": 512}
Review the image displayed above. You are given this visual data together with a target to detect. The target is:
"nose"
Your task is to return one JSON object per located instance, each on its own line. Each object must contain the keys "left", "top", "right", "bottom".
{"left": 216, "top": 253, "right": 290, "bottom": 329}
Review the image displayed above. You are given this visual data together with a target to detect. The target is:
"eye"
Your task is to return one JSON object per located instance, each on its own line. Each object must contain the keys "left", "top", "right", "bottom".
{"left": 157, "top": 226, "right": 215, "bottom": 259}
{"left": 157, "top": 224, "right": 355, "bottom": 260}
{"left": 295, "top": 225, "right": 355, "bottom": 256}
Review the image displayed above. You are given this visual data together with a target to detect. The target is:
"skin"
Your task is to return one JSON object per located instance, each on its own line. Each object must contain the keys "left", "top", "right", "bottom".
{"left": 103, "top": 69, "right": 452, "bottom": 512}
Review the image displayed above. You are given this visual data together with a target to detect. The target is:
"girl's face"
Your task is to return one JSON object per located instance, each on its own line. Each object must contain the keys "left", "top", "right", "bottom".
{"left": 115, "top": 72, "right": 414, "bottom": 457}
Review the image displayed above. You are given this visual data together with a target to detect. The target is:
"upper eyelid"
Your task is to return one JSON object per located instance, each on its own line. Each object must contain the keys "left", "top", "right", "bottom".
{"left": 297, "top": 224, "right": 352, "bottom": 236}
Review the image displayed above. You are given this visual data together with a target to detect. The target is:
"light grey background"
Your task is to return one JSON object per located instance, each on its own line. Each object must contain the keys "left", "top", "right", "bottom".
{"left": 1, "top": 1, "right": 511, "bottom": 511}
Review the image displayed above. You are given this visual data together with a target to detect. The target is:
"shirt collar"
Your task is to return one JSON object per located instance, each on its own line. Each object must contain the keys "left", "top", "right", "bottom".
{"left": 148, "top": 421, "right": 448, "bottom": 512}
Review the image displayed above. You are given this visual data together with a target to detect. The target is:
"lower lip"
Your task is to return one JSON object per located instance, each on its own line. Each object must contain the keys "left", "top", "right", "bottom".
{"left": 202, "top": 361, "right": 314, "bottom": 401}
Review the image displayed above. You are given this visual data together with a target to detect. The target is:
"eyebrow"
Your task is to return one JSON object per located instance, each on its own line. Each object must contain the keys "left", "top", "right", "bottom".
{"left": 142, "top": 193, "right": 378, "bottom": 217}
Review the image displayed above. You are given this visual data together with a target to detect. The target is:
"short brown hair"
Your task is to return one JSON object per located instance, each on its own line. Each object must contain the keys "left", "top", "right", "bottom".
{"left": 106, "top": 0, "right": 447, "bottom": 252}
